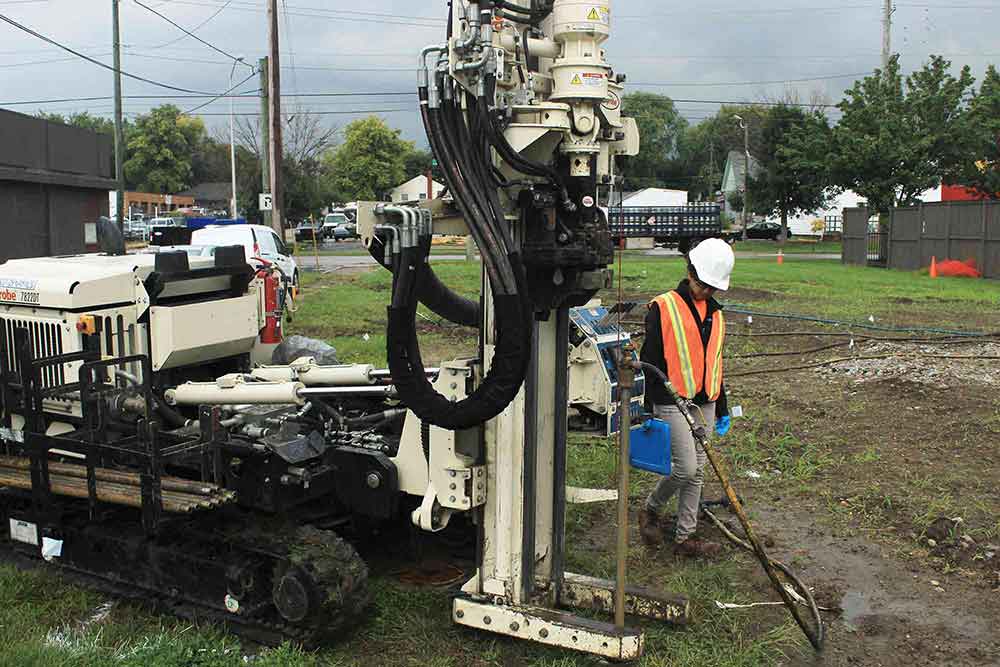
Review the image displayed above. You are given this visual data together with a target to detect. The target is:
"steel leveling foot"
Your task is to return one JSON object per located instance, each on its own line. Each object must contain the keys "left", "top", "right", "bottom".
{"left": 453, "top": 597, "right": 644, "bottom": 661}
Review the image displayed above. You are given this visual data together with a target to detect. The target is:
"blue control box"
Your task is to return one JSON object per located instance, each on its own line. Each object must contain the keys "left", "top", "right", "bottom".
{"left": 629, "top": 418, "right": 672, "bottom": 475}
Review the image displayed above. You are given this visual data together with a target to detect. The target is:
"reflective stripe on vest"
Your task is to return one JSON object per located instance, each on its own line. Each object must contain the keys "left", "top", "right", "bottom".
{"left": 653, "top": 291, "right": 725, "bottom": 401}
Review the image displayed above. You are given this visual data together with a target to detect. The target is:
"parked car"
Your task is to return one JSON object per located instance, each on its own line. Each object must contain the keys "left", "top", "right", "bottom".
{"left": 295, "top": 221, "right": 325, "bottom": 243}
{"left": 191, "top": 224, "right": 299, "bottom": 289}
{"left": 124, "top": 218, "right": 149, "bottom": 241}
{"left": 332, "top": 223, "right": 359, "bottom": 242}
{"left": 321, "top": 212, "right": 349, "bottom": 238}
{"left": 745, "top": 221, "right": 792, "bottom": 240}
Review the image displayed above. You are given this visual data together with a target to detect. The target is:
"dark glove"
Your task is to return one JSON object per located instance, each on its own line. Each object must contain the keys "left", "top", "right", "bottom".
{"left": 715, "top": 415, "right": 731, "bottom": 437}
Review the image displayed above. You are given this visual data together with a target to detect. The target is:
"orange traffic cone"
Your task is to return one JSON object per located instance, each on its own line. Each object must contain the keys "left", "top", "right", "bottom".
{"left": 777, "top": 250, "right": 784, "bottom": 265}
{"left": 929, "top": 256, "right": 938, "bottom": 278}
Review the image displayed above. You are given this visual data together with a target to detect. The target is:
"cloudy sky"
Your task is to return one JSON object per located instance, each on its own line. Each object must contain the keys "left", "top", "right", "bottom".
{"left": 1, "top": 0, "right": 997, "bottom": 146}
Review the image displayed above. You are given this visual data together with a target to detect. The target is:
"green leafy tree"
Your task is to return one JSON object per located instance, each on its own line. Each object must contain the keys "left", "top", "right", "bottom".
{"left": 679, "top": 105, "right": 769, "bottom": 200}
{"left": 748, "top": 105, "right": 832, "bottom": 240}
{"left": 403, "top": 148, "right": 444, "bottom": 184}
{"left": 951, "top": 64, "right": 1000, "bottom": 198}
{"left": 621, "top": 92, "right": 688, "bottom": 190}
{"left": 123, "top": 106, "right": 203, "bottom": 193}
{"left": 36, "top": 111, "right": 116, "bottom": 135}
{"left": 322, "top": 117, "right": 413, "bottom": 201}
{"left": 830, "top": 55, "right": 975, "bottom": 213}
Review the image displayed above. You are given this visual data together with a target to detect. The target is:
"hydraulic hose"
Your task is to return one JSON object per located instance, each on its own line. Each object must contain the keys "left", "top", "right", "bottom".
{"left": 637, "top": 360, "right": 825, "bottom": 652}
{"left": 387, "top": 244, "right": 531, "bottom": 430}
{"left": 366, "top": 226, "right": 481, "bottom": 327}
{"left": 390, "top": 45, "right": 533, "bottom": 430}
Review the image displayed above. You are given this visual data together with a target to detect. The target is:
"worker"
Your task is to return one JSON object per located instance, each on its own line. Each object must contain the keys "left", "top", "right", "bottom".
{"left": 638, "top": 238, "right": 734, "bottom": 557}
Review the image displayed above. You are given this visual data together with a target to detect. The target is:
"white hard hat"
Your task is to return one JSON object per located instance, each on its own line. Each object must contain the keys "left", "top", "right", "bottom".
{"left": 688, "top": 238, "right": 735, "bottom": 291}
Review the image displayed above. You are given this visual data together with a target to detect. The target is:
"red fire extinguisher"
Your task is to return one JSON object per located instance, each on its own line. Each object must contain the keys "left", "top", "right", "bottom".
{"left": 256, "top": 262, "right": 284, "bottom": 344}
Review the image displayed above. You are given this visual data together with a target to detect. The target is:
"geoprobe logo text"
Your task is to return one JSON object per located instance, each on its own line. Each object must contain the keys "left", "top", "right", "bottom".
{"left": 0, "top": 289, "right": 17, "bottom": 302}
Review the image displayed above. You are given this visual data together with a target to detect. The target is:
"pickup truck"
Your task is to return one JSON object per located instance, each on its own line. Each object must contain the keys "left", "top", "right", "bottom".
{"left": 605, "top": 203, "right": 738, "bottom": 251}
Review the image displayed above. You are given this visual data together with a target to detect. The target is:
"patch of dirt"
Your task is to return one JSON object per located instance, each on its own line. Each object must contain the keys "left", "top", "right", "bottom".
{"left": 676, "top": 317, "right": 1000, "bottom": 665}
{"left": 723, "top": 286, "right": 783, "bottom": 303}
{"left": 817, "top": 340, "right": 1000, "bottom": 388}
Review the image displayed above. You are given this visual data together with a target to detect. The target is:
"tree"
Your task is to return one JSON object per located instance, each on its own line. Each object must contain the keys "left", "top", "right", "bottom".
{"left": 951, "top": 65, "right": 1000, "bottom": 198}
{"left": 36, "top": 111, "right": 116, "bottom": 135}
{"left": 403, "top": 148, "right": 444, "bottom": 184}
{"left": 322, "top": 117, "right": 413, "bottom": 202}
{"left": 679, "top": 105, "right": 769, "bottom": 200}
{"left": 748, "top": 104, "right": 831, "bottom": 240}
{"left": 620, "top": 92, "right": 688, "bottom": 190}
{"left": 234, "top": 113, "right": 339, "bottom": 221}
{"left": 123, "top": 106, "right": 201, "bottom": 193}
{"left": 830, "top": 55, "right": 976, "bottom": 214}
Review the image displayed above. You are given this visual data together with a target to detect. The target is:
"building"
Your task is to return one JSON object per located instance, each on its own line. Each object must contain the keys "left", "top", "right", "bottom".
{"left": 764, "top": 186, "right": 944, "bottom": 237}
{"left": 721, "top": 150, "right": 763, "bottom": 220}
{"left": 0, "top": 108, "right": 116, "bottom": 261}
{"left": 390, "top": 175, "right": 445, "bottom": 203}
{"left": 116, "top": 191, "right": 195, "bottom": 219}
{"left": 177, "top": 182, "right": 233, "bottom": 213}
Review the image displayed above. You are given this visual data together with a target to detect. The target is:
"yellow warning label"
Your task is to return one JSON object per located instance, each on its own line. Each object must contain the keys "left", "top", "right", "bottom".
{"left": 571, "top": 74, "right": 583, "bottom": 85}
{"left": 587, "top": 7, "right": 601, "bottom": 20}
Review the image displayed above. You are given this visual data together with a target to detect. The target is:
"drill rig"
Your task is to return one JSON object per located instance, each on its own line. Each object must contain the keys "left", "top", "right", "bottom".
{"left": 0, "top": 0, "right": 686, "bottom": 660}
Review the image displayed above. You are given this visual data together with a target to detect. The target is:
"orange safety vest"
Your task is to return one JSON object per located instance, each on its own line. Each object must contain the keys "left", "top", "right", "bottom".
{"left": 652, "top": 291, "right": 725, "bottom": 401}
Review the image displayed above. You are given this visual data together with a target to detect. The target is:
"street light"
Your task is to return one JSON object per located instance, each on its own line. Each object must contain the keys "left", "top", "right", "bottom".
{"left": 733, "top": 114, "right": 749, "bottom": 241}
{"left": 229, "top": 57, "right": 245, "bottom": 221}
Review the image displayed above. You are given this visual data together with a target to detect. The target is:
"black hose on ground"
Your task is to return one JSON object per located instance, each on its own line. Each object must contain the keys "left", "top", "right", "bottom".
{"left": 636, "top": 360, "right": 825, "bottom": 652}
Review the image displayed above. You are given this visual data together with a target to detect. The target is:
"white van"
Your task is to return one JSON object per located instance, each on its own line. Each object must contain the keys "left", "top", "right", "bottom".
{"left": 191, "top": 224, "right": 299, "bottom": 288}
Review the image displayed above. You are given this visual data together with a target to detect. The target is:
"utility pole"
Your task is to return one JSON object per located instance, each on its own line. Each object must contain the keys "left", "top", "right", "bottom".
{"left": 259, "top": 57, "right": 272, "bottom": 230}
{"left": 735, "top": 115, "right": 750, "bottom": 241}
{"left": 709, "top": 141, "right": 717, "bottom": 197}
{"left": 229, "top": 57, "right": 245, "bottom": 222}
{"left": 882, "top": 0, "right": 893, "bottom": 72}
{"left": 266, "top": 0, "right": 284, "bottom": 237}
{"left": 112, "top": 0, "right": 126, "bottom": 248}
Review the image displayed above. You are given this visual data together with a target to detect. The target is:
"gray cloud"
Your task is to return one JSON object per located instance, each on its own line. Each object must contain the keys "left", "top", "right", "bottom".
{"left": 1, "top": 0, "right": 996, "bottom": 145}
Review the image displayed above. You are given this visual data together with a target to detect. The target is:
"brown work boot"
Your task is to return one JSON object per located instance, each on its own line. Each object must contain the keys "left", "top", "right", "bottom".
{"left": 639, "top": 508, "right": 665, "bottom": 546}
{"left": 673, "top": 537, "right": 722, "bottom": 558}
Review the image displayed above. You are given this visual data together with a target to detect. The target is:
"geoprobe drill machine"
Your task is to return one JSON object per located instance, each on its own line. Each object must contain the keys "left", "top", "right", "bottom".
{"left": 0, "top": 0, "right": 684, "bottom": 660}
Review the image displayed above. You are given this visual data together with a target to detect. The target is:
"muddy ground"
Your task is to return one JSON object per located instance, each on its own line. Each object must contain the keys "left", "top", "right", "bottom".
{"left": 636, "top": 285, "right": 1000, "bottom": 667}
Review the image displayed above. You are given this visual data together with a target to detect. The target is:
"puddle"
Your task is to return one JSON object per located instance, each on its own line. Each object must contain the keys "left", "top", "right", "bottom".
{"left": 840, "top": 590, "right": 871, "bottom": 631}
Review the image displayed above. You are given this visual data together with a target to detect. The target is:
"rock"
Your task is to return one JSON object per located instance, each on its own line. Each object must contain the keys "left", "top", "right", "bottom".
{"left": 925, "top": 517, "right": 960, "bottom": 543}
{"left": 927, "top": 538, "right": 938, "bottom": 548}
{"left": 930, "top": 580, "right": 940, "bottom": 586}
{"left": 271, "top": 335, "right": 339, "bottom": 366}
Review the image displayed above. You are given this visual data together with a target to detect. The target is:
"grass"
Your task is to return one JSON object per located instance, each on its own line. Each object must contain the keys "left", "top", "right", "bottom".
{"left": 292, "top": 256, "right": 1000, "bottom": 367}
{"left": 6, "top": 253, "right": 998, "bottom": 665}
{"left": 616, "top": 257, "right": 1000, "bottom": 328}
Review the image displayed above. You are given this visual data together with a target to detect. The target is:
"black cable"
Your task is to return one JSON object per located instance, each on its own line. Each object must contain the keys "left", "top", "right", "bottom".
{"left": 0, "top": 13, "right": 237, "bottom": 96}
{"left": 182, "top": 70, "right": 258, "bottom": 114}
{"left": 135, "top": 0, "right": 243, "bottom": 57}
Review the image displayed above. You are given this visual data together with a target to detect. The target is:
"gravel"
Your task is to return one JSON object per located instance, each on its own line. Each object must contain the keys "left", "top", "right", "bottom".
{"left": 817, "top": 340, "right": 1000, "bottom": 388}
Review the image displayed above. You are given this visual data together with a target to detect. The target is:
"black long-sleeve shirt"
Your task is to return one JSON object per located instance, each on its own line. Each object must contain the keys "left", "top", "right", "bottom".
{"left": 640, "top": 279, "right": 729, "bottom": 417}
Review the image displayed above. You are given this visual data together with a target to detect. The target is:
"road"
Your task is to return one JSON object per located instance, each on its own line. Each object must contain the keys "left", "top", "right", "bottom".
{"left": 302, "top": 241, "right": 840, "bottom": 272}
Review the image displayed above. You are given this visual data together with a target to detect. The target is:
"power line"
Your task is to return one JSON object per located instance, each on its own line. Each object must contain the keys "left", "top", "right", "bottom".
{"left": 618, "top": 4, "right": 878, "bottom": 17}
{"left": 632, "top": 72, "right": 872, "bottom": 87}
{"left": 158, "top": 0, "right": 444, "bottom": 27}
{"left": 131, "top": 0, "right": 252, "bottom": 70}
{"left": 147, "top": 0, "right": 232, "bottom": 49}
{"left": 0, "top": 91, "right": 417, "bottom": 106}
{"left": 0, "top": 12, "right": 237, "bottom": 95}
{"left": 183, "top": 69, "right": 257, "bottom": 113}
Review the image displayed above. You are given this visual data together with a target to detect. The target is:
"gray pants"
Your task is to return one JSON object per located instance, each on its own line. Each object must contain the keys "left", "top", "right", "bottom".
{"left": 645, "top": 402, "right": 716, "bottom": 543}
